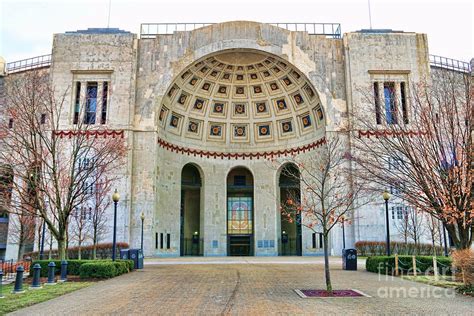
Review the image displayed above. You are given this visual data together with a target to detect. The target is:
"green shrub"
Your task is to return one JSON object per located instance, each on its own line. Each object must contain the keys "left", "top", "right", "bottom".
{"left": 117, "top": 259, "right": 134, "bottom": 271}
{"left": 456, "top": 284, "right": 474, "bottom": 296}
{"left": 112, "top": 261, "right": 128, "bottom": 275}
{"left": 366, "top": 255, "right": 452, "bottom": 275}
{"left": 79, "top": 262, "right": 117, "bottom": 279}
{"left": 24, "top": 242, "right": 130, "bottom": 260}
{"left": 32, "top": 259, "right": 135, "bottom": 277}
{"left": 356, "top": 241, "right": 444, "bottom": 256}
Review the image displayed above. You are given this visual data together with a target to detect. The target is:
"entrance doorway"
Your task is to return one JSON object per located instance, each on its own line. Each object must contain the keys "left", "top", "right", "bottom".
{"left": 279, "top": 163, "right": 302, "bottom": 256}
{"left": 227, "top": 168, "right": 254, "bottom": 256}
{"left": 180, "top": 164, "right": 202, "bottom": 256}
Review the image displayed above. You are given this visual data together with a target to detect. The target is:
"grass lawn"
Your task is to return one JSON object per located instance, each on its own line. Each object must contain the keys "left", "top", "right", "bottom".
{"left": 401, "top": 275, "right": 462, "bottom": 288}
{"left": 0, "top": 281, "right": 92, "bottom": 314}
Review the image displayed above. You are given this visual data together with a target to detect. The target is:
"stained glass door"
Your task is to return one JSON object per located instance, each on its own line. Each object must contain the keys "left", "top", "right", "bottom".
{"left": 227, "top": 196, "right": 253, "bottom": 256}
{"left": 227, "top": 197, "right": 253, "bottom": 235}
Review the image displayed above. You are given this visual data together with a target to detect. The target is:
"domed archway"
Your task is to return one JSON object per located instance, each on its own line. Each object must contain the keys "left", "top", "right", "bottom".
{"left": 158, "top": 49, "right": 326, "bottom": 156}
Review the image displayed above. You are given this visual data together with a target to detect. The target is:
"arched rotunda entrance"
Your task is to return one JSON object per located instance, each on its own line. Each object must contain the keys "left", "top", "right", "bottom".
{"left": 156, "top": 48, "right": 326, "bottom": 256}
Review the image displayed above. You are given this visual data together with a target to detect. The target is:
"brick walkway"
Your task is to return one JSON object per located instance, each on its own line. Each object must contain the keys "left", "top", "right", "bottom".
{"left": 10, "top": 257, "right": 473, "bottom": 315}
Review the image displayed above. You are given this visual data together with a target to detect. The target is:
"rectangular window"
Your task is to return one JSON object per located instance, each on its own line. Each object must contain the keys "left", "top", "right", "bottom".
{"left": 391, "top": 207, "right": 395, "bottom": 220}
{"left": 84, "top": 82, "right": 98, "bottom": 124}
{"left": 101, "top": 82, "right": 108, "bottom": 124}
{"left": 400, "top": 82, "right": 408, "bottom": 124}
{"left": 40, "top": 114, "right": 46, "bottom": 124}
{"left": 73, "top": 81, "right": 81, "bottom": 124}
{"left": 160, "top": 233, "right": 164, "bottom": 249}
{"left": 166, "top": 233, "right": 171, "bottom": 249}
{"left": 373, "top": 82, "right": 381, "bottom": 124}
{"left": 384, "top": 82, "right": 397, "bottom": 124}
{"left": 312, "top": 233, "right": 317, "bottom": 248}
{"left": 8, "top": 118, "right": 13, "bottom": 128}
{"left": 319, "top": 233, "right": 323, "bottom": 248}
{"left": 155, "top": 233, "right": 158, "bottom": 249}
{"left": 397, "top": 206, "right": 403, "bottom": 220}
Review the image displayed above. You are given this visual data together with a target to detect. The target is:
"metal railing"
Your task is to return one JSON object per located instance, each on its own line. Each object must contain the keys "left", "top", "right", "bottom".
{"left": 1, "top": 259, "right": 31, "bottom": 282}
{"left": 429, "top": 54, "right": 471, "bottom": 73}
{"left": 140, "top": 22, "right": 341, "bottom": 38}
{"left": 6, "top": 54, "right": 52, "bottom": 74}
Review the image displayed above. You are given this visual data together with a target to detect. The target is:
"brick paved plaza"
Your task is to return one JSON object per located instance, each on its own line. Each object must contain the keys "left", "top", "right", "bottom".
{"left": 11, "top": 258, "right": 473, "bottom": 315}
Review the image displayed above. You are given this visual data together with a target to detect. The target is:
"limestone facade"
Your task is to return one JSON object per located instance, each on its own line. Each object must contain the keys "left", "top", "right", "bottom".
{"left": 2, "top": 21, "right": 463, "bottom": 259}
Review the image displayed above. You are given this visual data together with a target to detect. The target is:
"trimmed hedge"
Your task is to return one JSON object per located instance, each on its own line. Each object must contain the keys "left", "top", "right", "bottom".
{"left": 32, "top": 259, "right": 134, "bottom": 277}
{"left": 356, "top": 241, "right": 444, "bottom": 256}
{"left": 24, "top": 242, "right": 130, "bottom": 260}
{"left": 80, "top": 262, "right": 117, "bottom": 279}
{"left": 366, "top": 255, "right": 453, "bottom": 275}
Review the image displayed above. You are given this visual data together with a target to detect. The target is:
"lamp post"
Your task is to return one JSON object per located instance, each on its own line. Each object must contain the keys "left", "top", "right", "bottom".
{"left": 140, "top": 212, "right": 145, "bottom": 253}
{"left": 39, "top": 219, "right": 46, "bottom": 260}
{"left": 382, "top": 191, "right": 391, "bottom": 256}
{"left": 112, "top": 189, "right": 120, "bottom": 261}
{"left": 341, "top": 216, "right": 346, "bottom": 250}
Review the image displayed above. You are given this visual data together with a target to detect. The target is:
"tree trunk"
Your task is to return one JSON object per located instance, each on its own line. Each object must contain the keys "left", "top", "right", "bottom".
{"left": 92, "top": 235, "right": 97, "bottom": 260}
{"left": 446, "top": 223, "right": 472, "bottom": 250}
{"left": 57, "top": 237, "right": 66, "bottom": 261}
{"left": 323, "top": 232, "right": 332, "bottom": 294}
{"left": 78, "top": 241, "right": 82, "bottom": 260}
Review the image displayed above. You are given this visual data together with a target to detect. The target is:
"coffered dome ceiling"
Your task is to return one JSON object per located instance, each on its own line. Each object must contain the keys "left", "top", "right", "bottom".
{"left": 158, "top": 50, "right": 325, "bottom": 154}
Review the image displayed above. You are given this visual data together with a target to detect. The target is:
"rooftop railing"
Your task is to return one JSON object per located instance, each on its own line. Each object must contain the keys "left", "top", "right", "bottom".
{"left": 429, "top": 55, "right": 471, "bottom": 73}
{"left": 6, "top": 54, "right": 52, "bottom": 74}
{"left": 140, "top": 22, "right": 342, "bottom": 39}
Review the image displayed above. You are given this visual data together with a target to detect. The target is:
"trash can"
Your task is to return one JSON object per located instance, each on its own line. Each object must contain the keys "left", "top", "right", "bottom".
{"left": 342, "top": 248, "right": 357, "bottom": 270}
{"left": 128, "top": 249, "right": 144, "bottom": 269}
{"left": 120, "top": 249, "right": 130, "bottom": 260}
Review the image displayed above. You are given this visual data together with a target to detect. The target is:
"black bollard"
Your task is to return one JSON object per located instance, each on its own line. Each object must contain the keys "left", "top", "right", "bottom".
{"left": 0, "top": 270, "right": 4, "bottom": 298}
{"left": 46, "top": 261, "right": 56, "bottom": 285}
{"left": 12, "top": 265, "right": 25, "bottom": 294}
{"left": 60, "top": 260, "right": 68, "bottom": 282}
{"left": 30, "top": 263, "right": 42, "bottom": 289}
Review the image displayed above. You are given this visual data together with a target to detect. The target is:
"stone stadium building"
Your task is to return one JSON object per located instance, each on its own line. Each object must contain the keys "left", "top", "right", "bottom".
{"left": 0, "top": 21, "right": 471, "bottom": 259}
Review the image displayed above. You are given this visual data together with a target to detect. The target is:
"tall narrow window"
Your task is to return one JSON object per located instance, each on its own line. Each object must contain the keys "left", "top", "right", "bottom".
{"left": 8, "top": 118, "right": 14, "bottom": 128}
{"left": 84, "top": 82, "right": 98, "bottom": 124}
{"left": 73, "top": 81, "right": 81, "bottom": 124}
{"left": 373, "top": 82, "right": 381, "bottom": 124}
{"left": 155, "top": 233, "right": 158, "bottom": 249}
{"left": 160, "top": 233, "right": 164, "bottom": 249}
{"left": 384, "top": 82, "right": 397, "bottom": 124}
{"left": 166, "top": 233, "right": 171, "bottom": 249}
{"left": 312, "top": 233, "right": 317, "bottom": 248}
{"left": 400, "top": 82, "right": 408, "bottom": 124}
{"left": 101, "top": 82, "right": 108, "bottom": 124}
{"left": 40, "top": 114, "right": 46, "bottom": 124}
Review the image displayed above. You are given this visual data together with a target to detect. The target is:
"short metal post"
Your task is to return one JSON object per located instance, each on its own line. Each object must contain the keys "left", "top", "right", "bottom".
{"left": 0, "top": 270, "right": 4, "bottom": 298}
{"left": 30, "top": 264, "right": 42, "bottom": 289}
{"left": 13, "top": 265, "right": 25, "bottom": 294}
{"left": 433, "top": 256, "right": 439, "bottom": 281}
{"left": 60, "top": 260, "right": 68, "bottom": 282}
{"left": 46, "top": 262, "right": 56, "bottom": 285}
{"left": 412, "top": 256, "right": 417, "bottom": 277}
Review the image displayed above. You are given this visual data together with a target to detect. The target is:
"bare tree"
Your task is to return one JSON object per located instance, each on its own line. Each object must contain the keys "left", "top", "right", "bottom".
{"left": 278, "top": 134, "right": 367, "bottom": 293}
{"left": 425, "top": 213, "right": 442, "bottom": 254}
{"left": 70, "top": 206, "right": 91, "bottom": 260}
{"left": 352, "top": 70, "right": 472, "bottom": 249}
{"left": 0, "top": 70, "right": 125, "bottom": 260}
{"left": 90, "top": 176, "right": 111, "bottom": 259}
{"left": 7, "top": 211, "right": 36, "bottom": 260}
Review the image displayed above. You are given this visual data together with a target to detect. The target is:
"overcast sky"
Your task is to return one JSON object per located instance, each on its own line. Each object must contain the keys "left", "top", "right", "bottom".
{"left": 1, "top": 0, "right": 472, "bottom": 63}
